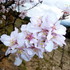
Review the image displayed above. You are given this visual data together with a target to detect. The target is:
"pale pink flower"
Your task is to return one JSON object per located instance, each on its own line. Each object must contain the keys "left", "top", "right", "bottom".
{"left": 0, "top": 28, "right": 19, "bottom": 55}
{"left": 0, "top": 27, "right": 18, "bottom": 47}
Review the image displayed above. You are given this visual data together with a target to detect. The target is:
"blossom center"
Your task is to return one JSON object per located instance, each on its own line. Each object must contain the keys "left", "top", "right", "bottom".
{"left": 26, "top": 34, "right": 34, "bottom": 41}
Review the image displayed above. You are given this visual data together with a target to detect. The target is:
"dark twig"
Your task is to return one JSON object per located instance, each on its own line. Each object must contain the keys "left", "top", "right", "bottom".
{"left": 59, "top": 45, "right": 65, "bottom": 69}
{"left": 0, "top": 53, "right": 10, "bottom": 61}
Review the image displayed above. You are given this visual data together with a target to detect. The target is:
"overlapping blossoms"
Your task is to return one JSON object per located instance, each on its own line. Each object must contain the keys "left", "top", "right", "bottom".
{"left": 0, "top": 2, "right": 67, "bottom": 66}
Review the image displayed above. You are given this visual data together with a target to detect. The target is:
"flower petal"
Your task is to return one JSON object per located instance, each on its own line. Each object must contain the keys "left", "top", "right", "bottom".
{"left": 14, "top": 57, "right": 22, "bottom": 66}
{"left": 45, "top": 41, "right": 54, "bottom": 52}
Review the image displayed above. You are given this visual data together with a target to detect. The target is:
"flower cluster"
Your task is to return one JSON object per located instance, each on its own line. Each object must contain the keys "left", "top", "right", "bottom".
{"left": 0, "top": 0, "right": 69, "bottom": 66}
